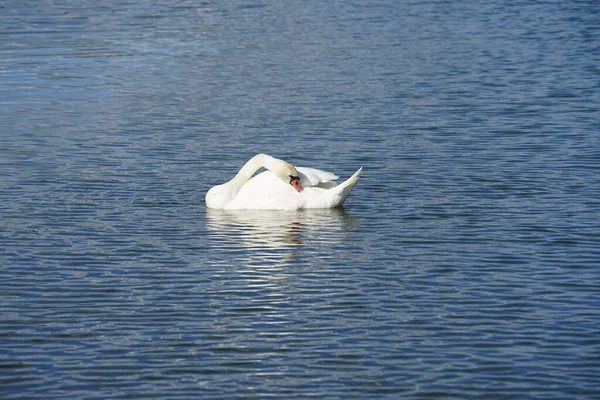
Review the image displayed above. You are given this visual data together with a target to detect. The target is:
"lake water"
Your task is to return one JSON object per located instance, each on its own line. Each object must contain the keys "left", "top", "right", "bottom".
{"left": 1, "top": 0, "right": 599, "bottom": 398}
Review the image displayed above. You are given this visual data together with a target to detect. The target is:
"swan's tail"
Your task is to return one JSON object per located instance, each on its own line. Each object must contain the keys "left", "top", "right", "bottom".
{"left": 334, "top": 167, "right": 362, "bottom": 206}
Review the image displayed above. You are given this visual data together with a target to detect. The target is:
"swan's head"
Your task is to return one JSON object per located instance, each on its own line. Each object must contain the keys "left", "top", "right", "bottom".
{"left": 274, "top": 160, "right": 303, "bottom": 193}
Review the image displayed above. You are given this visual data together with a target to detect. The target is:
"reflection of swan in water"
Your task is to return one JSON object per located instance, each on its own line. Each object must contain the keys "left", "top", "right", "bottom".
{"left": 205, "top": 208, "right": 360, "bottom": 266}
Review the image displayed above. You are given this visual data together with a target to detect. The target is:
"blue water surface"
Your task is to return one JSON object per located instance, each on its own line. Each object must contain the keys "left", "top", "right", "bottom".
{"left": 1, "top": 0, "right": 599, "bottom": 398}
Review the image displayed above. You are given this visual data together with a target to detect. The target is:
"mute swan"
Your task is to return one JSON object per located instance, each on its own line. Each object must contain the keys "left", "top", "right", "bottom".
{"left": 205, "top": 153, "right": 362, "bottom": 210}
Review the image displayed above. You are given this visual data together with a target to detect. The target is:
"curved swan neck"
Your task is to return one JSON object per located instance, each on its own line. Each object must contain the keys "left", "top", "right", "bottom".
{"left": 206, "top": 154, "right": 301, "bottom": 209}
{"left": 230, "top": 153, "right": 279, "bottom": 188}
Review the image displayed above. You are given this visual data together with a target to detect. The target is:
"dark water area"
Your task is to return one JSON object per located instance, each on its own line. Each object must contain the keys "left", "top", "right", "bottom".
{"left": 1, "top": 0, "right": 599, "bottom": 398}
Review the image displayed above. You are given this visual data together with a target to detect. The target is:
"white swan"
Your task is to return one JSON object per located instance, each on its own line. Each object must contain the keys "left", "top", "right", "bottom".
{"left": 205, "top": 154, "right": 362, "bottom": 210}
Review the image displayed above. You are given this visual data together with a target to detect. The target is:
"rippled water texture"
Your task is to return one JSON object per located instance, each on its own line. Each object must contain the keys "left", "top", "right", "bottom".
{"left": 1, "top": 0, "right": 599, "bottom": 398}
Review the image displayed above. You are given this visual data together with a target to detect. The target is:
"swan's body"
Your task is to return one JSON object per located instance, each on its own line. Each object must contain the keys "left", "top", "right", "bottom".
{"left": 205, "top": 154, "right": 362, "bottom": 210}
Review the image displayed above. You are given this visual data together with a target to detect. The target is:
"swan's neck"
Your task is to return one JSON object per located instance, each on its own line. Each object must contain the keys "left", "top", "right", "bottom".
{"left": 228, "top": 153, "right": 279, "bottom": 190}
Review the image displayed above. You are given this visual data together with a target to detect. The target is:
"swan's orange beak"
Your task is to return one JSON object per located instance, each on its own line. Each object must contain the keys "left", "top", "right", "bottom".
{"left": 291, "top": 180, "right": 303, "bottom": 193}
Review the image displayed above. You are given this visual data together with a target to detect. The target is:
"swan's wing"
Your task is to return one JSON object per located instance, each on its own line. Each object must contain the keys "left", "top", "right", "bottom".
{"left": 302, "top": 167, "right": 362, "bottom": 209}
{"left": 297, "top": 167, "right": 338, "bottom": 187}
{"left": 226, "top": 167, "right": 362, "bottom": 210}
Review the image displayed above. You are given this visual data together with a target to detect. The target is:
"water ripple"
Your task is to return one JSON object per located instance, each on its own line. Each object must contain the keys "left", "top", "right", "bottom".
{"left": 2, "top": 0, "right": 600, "bottom": 398}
